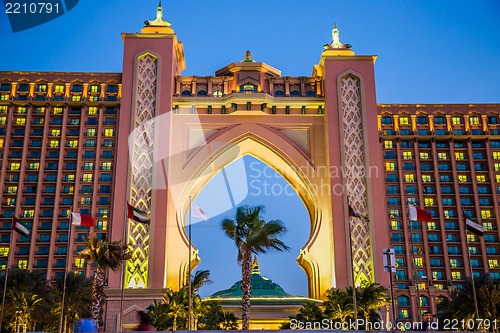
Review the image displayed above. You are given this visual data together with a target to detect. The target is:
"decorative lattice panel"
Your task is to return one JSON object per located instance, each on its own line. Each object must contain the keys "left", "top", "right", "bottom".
{"left": 127, "top": 54, "right": 158, "bottom": 288}
{"left": 340, "top": 75, "right": 374, "bottom": 284}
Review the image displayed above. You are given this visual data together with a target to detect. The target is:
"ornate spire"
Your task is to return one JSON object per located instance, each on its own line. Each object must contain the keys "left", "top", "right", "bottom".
{"left": 145, "top": 1, "right": 171, "bottom": 27}
{"left": 252, "top": 256, "right": 260, "bottom": 273}
{"left": 242, "top": 50, "right": 255, "bottom": 63}
{"left": 324, "top": 23, "right": 351, "bottom": 50}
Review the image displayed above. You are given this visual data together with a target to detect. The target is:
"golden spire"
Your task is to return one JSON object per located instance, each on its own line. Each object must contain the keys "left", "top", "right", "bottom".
{"left": 324, "top": 23, "right": 352, "bottom": 50}
{"left": 145, "top": 1, "right": 171, "bottom": 27}
{"left": 252, "top": 256, "right": 260, "bottom": 273}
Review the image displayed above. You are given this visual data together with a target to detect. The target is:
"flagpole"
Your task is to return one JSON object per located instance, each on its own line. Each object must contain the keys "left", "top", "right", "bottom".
{"left": 59, "top": 214, "right": 74, "bottom": 333}
{"left": 408, "top": 205, "right": 422, "bottom": 322}
{"left": 0, "top": 227, "right": 15, "bottom": 333}
{"left": 188, "top": 196, "right": 193, "bottom": 331}
{"left": 119, "top": 203, "right": 130, "bottom": 332}
{"left": 464, "top": 228, "right": 480, "bottom": 319}
{"left": 347, "top": 214, "right": 358, "bottom": 324}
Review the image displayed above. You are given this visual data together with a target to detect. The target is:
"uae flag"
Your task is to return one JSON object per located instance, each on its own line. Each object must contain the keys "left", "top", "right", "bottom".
{"left": 12, "top": 216, "right": 30, "bottom": 236}
{"left": 348, "top": 205, "right": 369, "bottom": 222}
{"left": 127, "top": 203, "right": 150, "bottom": 224}
{"left": 409, "top": 206, "right": 432, "bottom": 222}
{"left": 71, "top": 212, "right": 95, "bottom": 227}
{"left": 464, "top": 213, "right": 484, "bottom": 237}
{"left": 191, "top": 202, "right": 208, "bottom": 221}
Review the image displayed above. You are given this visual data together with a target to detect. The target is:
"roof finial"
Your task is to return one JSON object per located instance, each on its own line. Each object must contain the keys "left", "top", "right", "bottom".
{"left": 324, "top": 23, "right": 351, "bottom": 50}
{"left": 252, "top": 256, "right": 260, "bottom": 272}
{"left": 242, "top": 50, "right": 255, "bottom": 63}
{"left": 144, "top": 1, "right": 171, "bottom": 27}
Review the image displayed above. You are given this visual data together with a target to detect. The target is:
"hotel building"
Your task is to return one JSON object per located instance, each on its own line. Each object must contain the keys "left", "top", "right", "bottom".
{"left": 0, "top": 4, "right": 499, "bottom": 329}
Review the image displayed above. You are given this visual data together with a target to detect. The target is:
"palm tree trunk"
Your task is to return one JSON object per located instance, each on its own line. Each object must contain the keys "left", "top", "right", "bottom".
{"left": 92, "top": 266, "right": 106, "bottom": 324}
{"left": 241, "top": 246, "right": 252, "bottom": 330}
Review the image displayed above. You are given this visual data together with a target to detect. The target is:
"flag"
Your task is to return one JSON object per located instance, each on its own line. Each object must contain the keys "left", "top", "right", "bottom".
{"left": 127, "top": 203, "right": 150, "bottom": 224}
{"left": 409, "top": 206, "right": 432, "bottom": 222}
{"left": 463, "top": 212, "right": 484, "bottom": 237}
{"left": 71, "top": 212, "right": 95, "bottom": 227}
{"left": 12, "top": 216, "right": 30, "bottom": 236}
{"left": 191, "top": 202, "right": 208, "bottom": 221}
{"left": 348, "top": 205, "right": 369, "bottom": 222}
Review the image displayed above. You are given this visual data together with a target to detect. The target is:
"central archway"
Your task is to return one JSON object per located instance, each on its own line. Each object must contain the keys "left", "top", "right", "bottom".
{"left": 161, "top": 121, "right": 336, "bottom": 300}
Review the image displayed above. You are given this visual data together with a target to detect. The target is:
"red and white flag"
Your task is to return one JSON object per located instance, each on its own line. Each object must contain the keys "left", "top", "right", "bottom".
{"left": 191, "top": 202, "right": 208, "bottom": 221}
{"left": 409, "top": 206, "right": 432, "bottom": 222}
{"left": 12, "top": 216, "right": 30, "bottom": 236}
{"left": 71, "top": 212, "right": 95, "bottom": 227}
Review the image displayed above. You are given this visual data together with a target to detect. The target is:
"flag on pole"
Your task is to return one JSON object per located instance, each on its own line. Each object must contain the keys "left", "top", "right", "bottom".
{"left": 127, "top": 203, "right": 150, "bottom": 224}
{"left": 463, "top": 212, "right": 484, "bottom": 237}
{"left": 191, "top": 202, "right": 208, "bottom": 221}
{"left": 348, "top": 205, "right": 369, "bottom": 222}
{"left": 71, "top": 212, "right": 95, "bottom": 227}
{"left": 409, "top": 206, "right": 432, "bottom": 222}
{"left": 12, "top": 216, "right": 30, "bottom": 236}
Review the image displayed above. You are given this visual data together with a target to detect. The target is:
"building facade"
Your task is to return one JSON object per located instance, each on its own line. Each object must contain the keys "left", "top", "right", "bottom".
{"left": 0, "top": 4, "right": 499, "bottom": 330}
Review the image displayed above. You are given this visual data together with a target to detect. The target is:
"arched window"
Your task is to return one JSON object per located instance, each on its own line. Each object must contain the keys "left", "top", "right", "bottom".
{"left": 213, "top": 90, "right": 223, "bottom": 97}
{"left": 290, "top": 90, "right": 300, "bottom": 97}
{"left": 305, "top": 90, "right": 316, "bottom": 97}
{"left": 274, "top": 90, "right": 285, "bottom": 97}
{"left": 397, "top": 295, "right": 409, "bottom": 306}
{"left": 181, "top": 90, "right": 192, "bottom": 96}
{"left": 240, "top": 83, "right": 257, "bottom": 93}
{"left": 197, "top": 90, "right": 207, "bottom": 96}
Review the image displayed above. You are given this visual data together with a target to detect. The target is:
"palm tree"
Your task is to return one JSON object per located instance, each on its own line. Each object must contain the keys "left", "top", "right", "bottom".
{"left": 78, "top": 236, "right": 131, "bottom": 324}
{"left": 220, "top": 311, "right": 238, "bottom": 330}
{"left": 323, "top": 288, "right": 353, "bottom": 322}
{"left": 356, "top": 282, "right": 389, "bottom": 326}
{"left": 222, "top": 205, "right": 289, "bottom": 330}
{"left": 53, "top": 273, "right": 93, "bottom": 333}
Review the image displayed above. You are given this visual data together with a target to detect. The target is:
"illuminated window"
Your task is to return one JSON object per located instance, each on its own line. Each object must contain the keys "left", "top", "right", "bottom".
{"left": 452, "top": 116, "right": 462, "bottom": 125}
{"left": 398, "top": 309, "right": 409, "bottom": 320}
{"left": 389, "top": 209, "right": 400, "bottom": 218}
{"left": 88, "top": 106, "right": 98, "bottom": 114}
{"left": 489, "top": 259, "right": 499, "bottom": 268}
{"left": 49, "top": 140, "right": 60, "bottom": 148}
{"left": 82, "top": 174, "right": 93, "bottom": 182}
{"left": 0, "top": 105, "right": 7, "bottom": 113}
{"left": 23, "top": 209, "right": 34, "bottom": 218}
{"left": 89, "top": 96, "right": 99, "bottom": 102}
{"left": 97, "top": 208, "right": 108, "bottom": 217}
{"left": 414, "top": 257, "right": 423, "bottom": 267}
{"left": 213, "top": 90, "right": 223, "bottom": 97}
{"left": 80, "top": 197, "right": 91, "bottom": 205}
{"left": 96, "top": 220, "right": 108, "bottom": 231}
{"left": 383, "top": 140, "right": 394, "bottom": 148}
{"left": 385, "top": 162, "right": 396, "bottom": 171}
{"left": 17, "top": 259, "right": 28, "bottom": 269}
{"left": 450, "top": 259, "right": 460, "bottom": 268}
{"left": 34, "top": 107, "right": 45, "bottom": 114}
{"left": 67, "top": 140, "right": 78, "bottom": 148}
{"left": 481, "top": 210, "right": 492, "bottom": 219}
{"left": 74, "top": 258, "right": 85, "bottom": 268}
{"left": 0, "top": 248, "right": 9, "bottom": 257}
{"left": 104, "top": 128, "right": 114, "bottom": 137}
{"left": 0, "top": 138, "right": 3, "bottom": 148}
{"left": 420, "top": 152, "right": 429, "bottom": 160}
{"left": 399, "top": 117, "right": 409, "bottom": 126}
{"left": 36, "top": 84, "right": 47, "bottom": 92}
{"left": 10, "top": 162, "right": 20, "bottom": 170}
{"left": 421, "top": 175, "right": 431, "bottom": 182}
{"left": 53, "top": 107, "right": 63, "bottom": 114}
{"left": 0, "top": 116, "right": 6, "bottom": 124}
{"left": 101, "top": 162, "right": 112, "bottom": 170}
{"left": 437, "top": 152, "right": 448, "bottom": 160}
{"left": 476, "top": 175, "right": 486, "bottom": 183}
{"left": 391, "top": 221, "right": 401, "bottom": 230}
{"left": 71, "top": 95, "right": 80, "bottom": 101}
{"left": 16, "top": 117, "right": 26, "bottom": 125}
{"left": 424, "top": 198, "right": 434, "bottom": 207}
{"left": 54, "top": 84, "right": 64, "bottom": 93}
{"left": 403, "top": 151, "right": 413, "bottom": 160}
{"left": 469, "top": 116, "right": 480, "bottom": 125}
{"left": 483, "top": 222, "right": 493, "bottom": 231}
{"left": 494, "top": 163, "right": 500, "bottom": 171}
{"left": 83, "top": 162, "right": 94, "bottom": 170}
{"left": 451, "top": 271, "right": 462, "bottom": 280}
{"left": 417, "top": 283, "right": 426, "bottom": 291}
{"left": 28, "top": 162, "right": 39, "bottom": 170}
{"left": 89, "top": 85, "right": 100, "bottom": 93}
{"left": 50, "top": 129, "right": 61, "bottom": 136}
{"left": 64, "top": 174, "right": 75, "bottom": 181}
{"left": 427, "top": 222, "right": 437, "bottom": 230}
{"left": 86, "top": 128, "right": 96, "bottom": 136}
{"left": 458, "top": 175, "right": 468, "bottom": 183}
{"left": 17, "top": 106, "right": 27, "bottom": 114}
{"left": 455, "top": 152, "right": 465, "bottom": 160}
{"left": 493, "top": 152, "right": 500, "bottom": 160}
{"left": 467, "top": 234, "right": 477, "bottom": 243}
{"left": 6, "top": 198, "right": 16, "bottom": 206}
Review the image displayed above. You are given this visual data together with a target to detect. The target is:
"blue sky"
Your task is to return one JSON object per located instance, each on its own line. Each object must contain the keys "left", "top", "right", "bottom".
{"left": 1, "top": 0, "right": 500, "bottom": 296}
